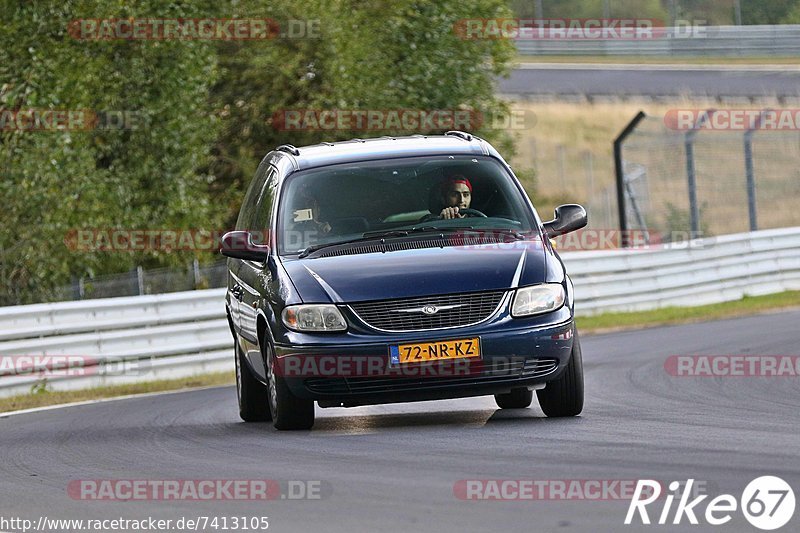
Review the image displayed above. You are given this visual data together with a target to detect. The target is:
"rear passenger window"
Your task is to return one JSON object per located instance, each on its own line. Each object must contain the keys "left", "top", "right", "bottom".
{"left": 236, "top": 161, "right": 278, "bottom": 245}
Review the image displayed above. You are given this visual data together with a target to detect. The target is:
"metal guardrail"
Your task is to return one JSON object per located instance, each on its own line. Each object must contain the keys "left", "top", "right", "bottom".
{"left": 516, "top": 25, "right": 800, "bottom": 56}
{"left": 2, "top": 227, "right": 799, "bottom": 397}
{"left": 567, "top": 227, "right": 800, "bottom": 313}
{"left": 0, "top": 289, "right": 231, "bottom": 397}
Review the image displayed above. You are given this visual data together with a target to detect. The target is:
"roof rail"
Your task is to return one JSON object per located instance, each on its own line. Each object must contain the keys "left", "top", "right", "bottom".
{"left": 276, "top": 144, "right": 300, "bottom": 156}
{"left": 444, "top": 130, "right": 473, "bottom": 142}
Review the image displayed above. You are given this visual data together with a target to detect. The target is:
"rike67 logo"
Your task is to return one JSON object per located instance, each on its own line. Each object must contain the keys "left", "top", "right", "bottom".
{"left": 625, "top": 477, "right": 795, "bottom": 530}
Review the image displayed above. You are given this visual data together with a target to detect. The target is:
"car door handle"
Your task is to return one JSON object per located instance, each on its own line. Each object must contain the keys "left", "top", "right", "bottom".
{"left": 231, "top": 285, "right": 244, "bottom": 301}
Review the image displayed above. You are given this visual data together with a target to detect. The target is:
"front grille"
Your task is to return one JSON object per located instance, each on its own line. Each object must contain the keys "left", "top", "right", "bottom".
{"left": 350, "top": 290, "right": 506, "bottom": 331}
{"left": 304, "top": 358, "right": 559, "bottom": 395}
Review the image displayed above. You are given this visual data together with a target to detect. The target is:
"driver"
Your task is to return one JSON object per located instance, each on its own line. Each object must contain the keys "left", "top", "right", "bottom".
{"left": 291, "top": 183, "right": 331, "bottom": 236}
{"left": 439, "top": 175, "right": 472, "bottom": 219}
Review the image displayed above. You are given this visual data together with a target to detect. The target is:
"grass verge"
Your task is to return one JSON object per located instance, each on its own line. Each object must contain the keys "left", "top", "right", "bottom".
{"left": 578, "top": 290, "right": 800, "bottom": 333}
{"left": 0, "top": 371, "right": 234, "bottom": 414}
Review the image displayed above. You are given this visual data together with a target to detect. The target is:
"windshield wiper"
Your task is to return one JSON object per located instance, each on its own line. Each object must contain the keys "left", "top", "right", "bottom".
{"left": 361, "top": 226, "right": 472, "bottom": 238}
{"left": 359, "top": 229, "right": 411, "bottom": 239}
{"left": 297, "top": 227, "right": 520, "bottom": 258}
{"left": 406, "top": 225, "right": 474, "bottom": 233}
{"left": 298, "top": 231, "right": 411, "bottom": 258}
{"left": 412, "top": 227, "right": 526, "bottom": 239}
{"left": 473, "top": 228, "right": 527, "bottom": 240}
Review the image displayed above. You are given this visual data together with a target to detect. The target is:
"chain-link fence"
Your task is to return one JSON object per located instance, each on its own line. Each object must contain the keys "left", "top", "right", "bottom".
{"left": 57, "top": 259, "right": 228, "bottom": 302}
{"left": 519, "top": 138, "right": 619, "bottom": 231}
{"left": 619, "top": 112, "right": 800, "bottom": 242}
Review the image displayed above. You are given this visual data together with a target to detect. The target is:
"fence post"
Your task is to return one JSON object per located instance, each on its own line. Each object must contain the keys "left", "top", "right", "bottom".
{"left": 193, "top": 258, "right": 201, "bottom": 289}
{"left": 743, "top": 110, "right": 770, "bottom": 232}
{"left": 71, "top": 277, "right": 84, "bottom": 300}
{"left": 743, "top": 133, "right": 757, "bottom": 232}
{"left": 684, "top": 109, "right": 717, "bottom": 237}
{"left": 614, "top": 111, "right": 646, "bottom": 247}
{"left": 136, "top": 265, "right": 144, "bottom": 295}
{"left": 684, "top": 136, "right": 699, "bottom": 235}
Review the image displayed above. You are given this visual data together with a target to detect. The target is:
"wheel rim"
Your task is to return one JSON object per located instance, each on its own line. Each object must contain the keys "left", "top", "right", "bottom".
{"left": 266, "top": 345, "right": 278, "bottom": 417}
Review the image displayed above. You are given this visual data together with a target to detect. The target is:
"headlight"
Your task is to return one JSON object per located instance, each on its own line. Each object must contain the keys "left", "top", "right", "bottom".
{"left": 282, "top": 305, "right": 347, "bottom": 332}
{"left": 511, "top": 284, "right": 565, "bottom": 317}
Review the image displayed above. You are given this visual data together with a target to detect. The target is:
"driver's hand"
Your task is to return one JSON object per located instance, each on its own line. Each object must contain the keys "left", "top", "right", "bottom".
{"left": 440, "top": 207, "right": 464, "bottom": 219}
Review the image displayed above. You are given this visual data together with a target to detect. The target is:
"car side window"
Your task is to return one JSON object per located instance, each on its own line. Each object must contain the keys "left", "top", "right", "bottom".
{"left": 236, "top": 161, "right": 278, "bottom": 245}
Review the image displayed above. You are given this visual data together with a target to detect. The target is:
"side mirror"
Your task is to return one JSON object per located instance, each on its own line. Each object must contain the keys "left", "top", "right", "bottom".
{"left": 220, "top": 231, "right": 270, "bottom": 262}
{"left": 543, "top": 204, "right": 587, "bottom": 238}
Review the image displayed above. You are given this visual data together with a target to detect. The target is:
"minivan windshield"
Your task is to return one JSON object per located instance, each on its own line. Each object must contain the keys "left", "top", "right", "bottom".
{"left": 277, "top": 155, "right": 538, "bottom": 255}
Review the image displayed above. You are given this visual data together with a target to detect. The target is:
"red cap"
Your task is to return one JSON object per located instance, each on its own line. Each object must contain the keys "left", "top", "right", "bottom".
{"left": 444, "top": 175, "right": 472, "bottom": 192}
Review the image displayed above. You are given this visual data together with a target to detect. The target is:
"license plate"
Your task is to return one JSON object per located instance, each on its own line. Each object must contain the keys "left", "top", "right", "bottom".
{"left": 390, "top": 338, "right": 481, "bottom": 365}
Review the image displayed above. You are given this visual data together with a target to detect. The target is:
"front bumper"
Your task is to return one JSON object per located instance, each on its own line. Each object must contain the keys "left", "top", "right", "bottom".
{"left": 273, "top": 314, "right": 575, "bottom": 407}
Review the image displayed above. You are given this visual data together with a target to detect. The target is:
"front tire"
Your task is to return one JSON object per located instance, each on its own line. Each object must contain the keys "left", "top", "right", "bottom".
{"left": 265, "top": 343, "right": 315, "bottom": 430}
{"left": 536, "top": 329, "right": 584, "bottom": 417}
{"left": 494, "top": 387, "right": 533, "bottom": 409}
{"left": 235, "top": 335, "right": 272, "bottom": 422}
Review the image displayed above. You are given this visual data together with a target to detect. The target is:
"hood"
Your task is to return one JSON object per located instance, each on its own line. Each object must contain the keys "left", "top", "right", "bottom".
{"left": 281, "top": 239, "right": 562, "bottom": 303}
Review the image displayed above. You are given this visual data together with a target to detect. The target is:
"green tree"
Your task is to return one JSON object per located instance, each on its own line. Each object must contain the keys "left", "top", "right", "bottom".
{"left": 780, "top": 1, "right": 800, "bottom": 22}
{"left": 742, "top": 0, "right": 800, "bottom": 24}
{"left": 0, "top": 0, "right": 222, "bottom": 304}
{"left": 1, "top": 0, "right": 516, "bottom": 304}
{"left": 209, "top": 0, "right": 516, "bottom": 227}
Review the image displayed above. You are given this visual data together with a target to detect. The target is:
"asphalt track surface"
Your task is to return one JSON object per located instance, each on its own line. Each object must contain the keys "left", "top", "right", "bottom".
{"left": 500, "top": 65, "right": 800, "bottom": 98}
{"left": 2, "top": 310, "right": 799, "bottom": 532}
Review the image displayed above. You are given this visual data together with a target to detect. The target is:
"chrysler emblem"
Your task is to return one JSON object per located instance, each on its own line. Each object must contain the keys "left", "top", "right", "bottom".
{"left": 396, "top": 303, "right": 462, "bottom": 314}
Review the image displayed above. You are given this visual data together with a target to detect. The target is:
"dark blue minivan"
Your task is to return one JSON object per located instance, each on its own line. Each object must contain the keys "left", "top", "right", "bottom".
{"left": 222, "top": 132, "right": 587, "bottom": 430}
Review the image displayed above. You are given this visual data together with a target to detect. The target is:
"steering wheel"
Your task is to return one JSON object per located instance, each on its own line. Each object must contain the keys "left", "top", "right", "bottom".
{"left": 418, "top": 208, "right": 488, "bottom": 222}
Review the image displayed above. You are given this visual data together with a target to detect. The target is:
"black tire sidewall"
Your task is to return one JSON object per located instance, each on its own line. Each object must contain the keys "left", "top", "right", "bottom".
{"left": 536, "top": 328, "right": 584, "bottom": 417}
